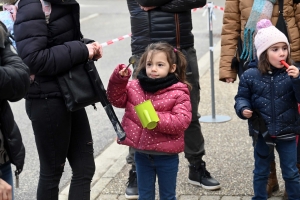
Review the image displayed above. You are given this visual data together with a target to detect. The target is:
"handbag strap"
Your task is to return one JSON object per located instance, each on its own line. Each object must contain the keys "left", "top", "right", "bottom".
{"left": 278, "top": 0, "right": 283, "bottom": 14}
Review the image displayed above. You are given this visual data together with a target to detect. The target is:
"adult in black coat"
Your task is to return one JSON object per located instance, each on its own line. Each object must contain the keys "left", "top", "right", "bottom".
{"left": 0, "top": 21, "right": 30, "bottom": 199}
{"left": 14, "top": 0, "right": 102, "bottom": 199}
{"left": 124, "top": 0, "right": 221, "bottom": 199}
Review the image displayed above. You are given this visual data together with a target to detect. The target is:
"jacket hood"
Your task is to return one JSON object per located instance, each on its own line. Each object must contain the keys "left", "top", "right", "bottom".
{"left": 247, "top": 59, "right": 258, "bottom": 69}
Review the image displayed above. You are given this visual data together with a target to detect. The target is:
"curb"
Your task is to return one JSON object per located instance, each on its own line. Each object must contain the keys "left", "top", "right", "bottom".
{"left": 58, "top": 39, "right": 221, "bottom": 200}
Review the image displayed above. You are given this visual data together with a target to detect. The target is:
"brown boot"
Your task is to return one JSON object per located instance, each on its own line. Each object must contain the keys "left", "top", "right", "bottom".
{"left": 297, "top": 163, "right": 300, "bottom": 174}
{"left": 283, "top": 190, "right": 288, "bottom": 200}
{"left": 267, "top": 161, "right": 279, "bottom": 198}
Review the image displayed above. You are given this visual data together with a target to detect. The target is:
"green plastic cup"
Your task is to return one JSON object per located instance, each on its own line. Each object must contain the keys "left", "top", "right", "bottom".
{"left": 134, "top": 100, "right": 159, "bottom": 129}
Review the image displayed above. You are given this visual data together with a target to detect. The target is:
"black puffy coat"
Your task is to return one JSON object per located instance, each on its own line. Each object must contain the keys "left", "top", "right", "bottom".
{"left": 0, "top": 22, "right": 29, "bottom": 175}
{"left": 127, "top": 0, "right": 206, "bottom": 55}
{"left": 14, "top": 0, "right": 89, "bottom": 98}
{"left": 235, "top": 60, "right": 300, "bottom": 139}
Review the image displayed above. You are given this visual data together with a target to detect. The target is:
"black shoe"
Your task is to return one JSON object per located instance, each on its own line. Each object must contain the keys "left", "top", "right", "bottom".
{"left": 125, "top": 169, "right": 139, "bottom": 199}
{"left": 188, "top": 161, "right": 221, "bottom": 190}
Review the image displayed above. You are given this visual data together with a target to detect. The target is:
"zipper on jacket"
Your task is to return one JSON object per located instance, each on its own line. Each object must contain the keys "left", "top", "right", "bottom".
{"left": 270, "top": 74, "right": 275, "bottom": 134}
{"left": 175, "top": 14, "right": 180, "bottom": 49}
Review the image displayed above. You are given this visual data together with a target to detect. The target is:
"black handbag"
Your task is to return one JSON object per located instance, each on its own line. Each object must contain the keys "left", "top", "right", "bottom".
{"left": 57, "top": 60, "right": 126, "bottom": 141}
{"left": 276, "top": 0, "right": 290, "bottom": 42}
{"left": 57, "top": 60, "right": 101, "bottom": 112}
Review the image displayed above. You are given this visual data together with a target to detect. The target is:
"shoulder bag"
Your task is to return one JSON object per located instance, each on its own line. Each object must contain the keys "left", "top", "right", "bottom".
{"left": 57, "top": 60, "right": 126, "bottom": 141}
{"left": 57, "top": 60, "right": 101, "bottom": 112}
{"left": 275, "top": 0, "right": 290, "bottom": 42}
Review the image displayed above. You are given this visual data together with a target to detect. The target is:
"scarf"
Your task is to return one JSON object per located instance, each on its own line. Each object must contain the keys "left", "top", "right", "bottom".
{"left": 240, "top": 0, "right": 276, "bottom": 61}
{"left": 137, "top": 69, "right": 179, "bottom": 93}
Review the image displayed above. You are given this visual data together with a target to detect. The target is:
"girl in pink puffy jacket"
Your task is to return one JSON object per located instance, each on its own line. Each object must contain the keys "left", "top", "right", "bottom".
{"left": 107, "top": 42, "right": 192, "bottom": 200}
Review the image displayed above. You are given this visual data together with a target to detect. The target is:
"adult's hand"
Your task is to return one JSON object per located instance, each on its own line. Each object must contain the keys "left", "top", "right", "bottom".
{"left": 0, "top": 179, "right": 12, "bottom": 200}
{"left": 3, "top": 4, "right": 17, "bottom": 21}
{"left": 225, "top": 78, "right": 235, "bottom": 83}
{"left": 140, "top": 6, "right": 157, "bottom": 11}
{"left": 86, "top": 44, "right": 95, "bottom": 60}
{"left": 92, "top": 42, "right": 103, "bottom": 60}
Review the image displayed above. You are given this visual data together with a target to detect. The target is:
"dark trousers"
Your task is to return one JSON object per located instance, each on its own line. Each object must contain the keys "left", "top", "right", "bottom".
{"left": 183, "top": 47, "right": 205, "bottom": 165}
{"left": 26, "top": 98, "right": 95, "bottom": 200}
{"left": 252, "top": 135, "right": 300, "bottom": 199}
{"left": 298, "top": 137, "right": 300, "bottom": 164}
{"left": 127, "top": 46, "right": 205, "bottom": 167}
{"left": 135, "top": 152, "right": 178, "bottom": 200}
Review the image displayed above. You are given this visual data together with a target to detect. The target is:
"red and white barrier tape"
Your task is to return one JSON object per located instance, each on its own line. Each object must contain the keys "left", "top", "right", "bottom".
{"left": 100, "top": 4, "right": 224, "bottom": 47}
{"left": 100, "top": 33, "right": 132, "bottom": 47}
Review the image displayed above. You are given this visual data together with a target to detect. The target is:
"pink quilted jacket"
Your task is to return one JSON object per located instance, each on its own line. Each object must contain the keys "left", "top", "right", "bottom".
{"left": 107, "top": 64, "right": 192, "bottom": 154}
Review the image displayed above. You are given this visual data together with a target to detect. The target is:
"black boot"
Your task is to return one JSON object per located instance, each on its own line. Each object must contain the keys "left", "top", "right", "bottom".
{"left": 188, "top": 161, "right": 221, "bottom": 190}
{"left": 125, "top": 166, "right": 139, "bottom": 199}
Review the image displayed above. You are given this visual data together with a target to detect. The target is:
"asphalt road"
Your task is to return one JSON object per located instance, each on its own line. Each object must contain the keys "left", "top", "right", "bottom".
{"left": 8, "top": 0, "right": 225, "bottom": 199}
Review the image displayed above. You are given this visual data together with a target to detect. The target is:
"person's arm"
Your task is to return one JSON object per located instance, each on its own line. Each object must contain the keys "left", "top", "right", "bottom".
{"left": 14, "top": 0, "right": 89, "bottom": 76}
{"left": 159, "top": 0, "right": 206, "bottom": 13}
{"left": 155, "top": 90, "right": 192, "bottom": 134}
{"left": 219, "top": 0, "right": 241, "bottom": 82}
{"left": 234, "top": 72, "right": 253, "bottom": 119}
{"left": 0, "top": 26, "right": 30, "bottom": 102}
{"left": 107, "top": 64, "right": 131, "bottom": 108}
{"left": 136, "top": 0, "right": 171, "bottom": 7}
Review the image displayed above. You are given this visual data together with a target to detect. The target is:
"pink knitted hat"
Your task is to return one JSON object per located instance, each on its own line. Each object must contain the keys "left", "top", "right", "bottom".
{"left": 254, "top": 19, "right": 289, "bottom": 59}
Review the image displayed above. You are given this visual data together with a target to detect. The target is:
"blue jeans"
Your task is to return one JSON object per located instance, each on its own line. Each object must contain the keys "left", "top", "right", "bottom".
{"left": 0, "top": 162, "right": 13, "bottom": 200}
{"left": 134, "top": 152, "right": 179, "bottom": 200}
{"left": 252, "top": 135, "right": 300, "bottom": 200}
{"left": 26, "top": 98, "right": 95, "bottom": 200}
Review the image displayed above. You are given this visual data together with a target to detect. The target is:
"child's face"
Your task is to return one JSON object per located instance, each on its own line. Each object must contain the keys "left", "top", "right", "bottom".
{"left": 145, "top": 51, "right": 176, "bottom": 79}
{"left": 267, "top": 42, "right": 289, "bottom": 69}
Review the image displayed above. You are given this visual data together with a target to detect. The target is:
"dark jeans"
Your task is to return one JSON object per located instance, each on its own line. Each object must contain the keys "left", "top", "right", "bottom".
{"left": 126, "top": 46, "right": 205, "bottom": 167}
{"left": 271, "top": 138, "right": 300, "bottom": 164}
{"left": 298, "top": 136, "right": 300, "bottom": 164}
{"left": 135, "top": 152, "right": 178, "bottom": 200}
{"left": 26, "top": 98, "right": 95, "bottom": 200}
{"left": 252, "top": 135, "right": 300, "bottom": 199}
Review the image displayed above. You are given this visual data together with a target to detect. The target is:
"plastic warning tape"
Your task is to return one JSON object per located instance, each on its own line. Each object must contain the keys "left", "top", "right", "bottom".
{"left": 100, "top": 34, "right": 132, "bottom": 47}
{"left": 100, "top": 4, "right": 224, "bottom": 47}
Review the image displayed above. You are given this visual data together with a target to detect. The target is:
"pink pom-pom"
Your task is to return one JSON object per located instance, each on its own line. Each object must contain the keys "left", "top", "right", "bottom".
{"left": 256, "top": 19, "right": 273, "bottom": 31}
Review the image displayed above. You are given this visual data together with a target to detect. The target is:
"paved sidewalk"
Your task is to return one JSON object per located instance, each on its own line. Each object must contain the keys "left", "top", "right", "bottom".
{"left": 59, "top": 40, "right": 286, "bottom": 200}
